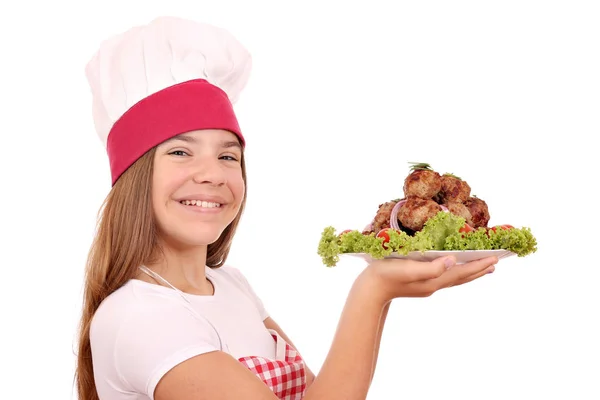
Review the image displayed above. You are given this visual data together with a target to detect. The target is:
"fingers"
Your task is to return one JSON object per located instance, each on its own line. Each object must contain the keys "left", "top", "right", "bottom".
{"left": 367, "top": 255, "right": 498, "bottom": 300}
{"left": 447, "top": 264, "right": 495, "bottom": 288}
{"left": 378, "top": 256, "right": 455, "bottom": 282}
{"left": 423, "top": 256, "right": 498, "bottom": 292}
{"left": 446, "top": 256, "right": 497, "bottom": 280}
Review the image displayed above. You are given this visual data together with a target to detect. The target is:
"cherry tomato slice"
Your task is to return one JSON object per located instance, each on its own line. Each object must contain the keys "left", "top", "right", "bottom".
{"left": 459, "top": 224, "right": 474, "bottom": 234}
{"left": 376, "top": 228, "right": 403, "bottom": 249}
{"left": 489, "top": 224, "right": 514, "bottom": 234}
{"left": 376, "top": 229, "right": 392, "bottom": 249}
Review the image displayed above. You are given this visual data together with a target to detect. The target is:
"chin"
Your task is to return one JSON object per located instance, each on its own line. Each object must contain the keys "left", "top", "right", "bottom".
{"left": 182, "top": 229, "right": 226, "bottom": 246}
{"left": 158, "top": 225, "right": 229, "bottom": 250}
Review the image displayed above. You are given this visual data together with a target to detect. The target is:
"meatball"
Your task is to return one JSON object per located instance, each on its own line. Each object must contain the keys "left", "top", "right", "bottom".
{"left": 369, "top": 200, "right": 398, "bottom": 233}
{"left": 464, "top": 196, "right": 490, "bottom": 228}
{"left": 445, "top": 201, "right": 472, "bottom": 225}
{"left": 403, "top": 170, "right": 442, "bottom": 199}
{"left": 398, "top": 197, "right": 442, "bottom": 231}
{"left": 437, "top": 175, "right": 471, "bottom": 204}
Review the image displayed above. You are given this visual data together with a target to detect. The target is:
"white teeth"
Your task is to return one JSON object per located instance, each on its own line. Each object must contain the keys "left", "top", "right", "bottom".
{"left": 180, "top": 200, "right": 221, "bottom": 208}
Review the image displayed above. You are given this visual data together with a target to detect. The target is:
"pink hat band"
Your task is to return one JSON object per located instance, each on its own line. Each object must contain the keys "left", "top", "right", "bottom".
{"left": 106, "top": 79, "right": 245, "bottom": 185}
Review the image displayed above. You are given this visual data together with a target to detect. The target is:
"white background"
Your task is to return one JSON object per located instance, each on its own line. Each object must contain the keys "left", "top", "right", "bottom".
{"left": 1, "top": 0, "right": 599, "bottom": 399}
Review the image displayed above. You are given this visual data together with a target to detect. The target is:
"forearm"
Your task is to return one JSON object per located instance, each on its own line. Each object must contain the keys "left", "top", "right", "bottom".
{"left": 304, "top": 270, "right": 387, "bottom": 400}
{"left": 371, "top": 301, "right": 391, "bottom": 381}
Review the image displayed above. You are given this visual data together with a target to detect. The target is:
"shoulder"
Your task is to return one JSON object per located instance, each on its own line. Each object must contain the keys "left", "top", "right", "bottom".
{"left": 209, "top": 264, "right": 255, "bottom": 293}
{"left": 90, "top": 281, "right": 142, "bottom": 340}
{"left": 209, "top": 264, "right": 243, "bottom": 279}
{"left": 91, "top": 279, "right": 222, "bottom": 341}
{"left": 90, "top": 281, "right": 216, "bottom": 362}
{"left": 90, "top": 280, "right": 222, "bottom": 397}
{"left": 209, "top": 264, "right": 269, "bottom": 320}
{"left": 91, "top": 280, "right": 178, "bottom": 334}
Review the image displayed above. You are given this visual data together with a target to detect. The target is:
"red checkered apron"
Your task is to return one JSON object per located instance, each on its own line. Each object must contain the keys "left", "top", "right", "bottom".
{"left": 238, "top": 329, "right": 307, "bottom": 399}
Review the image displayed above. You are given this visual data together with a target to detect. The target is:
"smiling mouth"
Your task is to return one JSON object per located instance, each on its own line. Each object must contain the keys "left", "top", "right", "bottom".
{"left": 180, "top": 200, "right": 222, "bottom": 208}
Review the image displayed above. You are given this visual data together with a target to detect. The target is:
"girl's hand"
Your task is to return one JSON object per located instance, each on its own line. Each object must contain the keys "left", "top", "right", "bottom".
{"left": 363, "top": 255, "right": 497, "bottom": 302}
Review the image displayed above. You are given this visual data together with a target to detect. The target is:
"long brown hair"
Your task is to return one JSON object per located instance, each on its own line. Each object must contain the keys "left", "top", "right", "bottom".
{"left": 75, "top": 145, "right": 247, "bottom": 400}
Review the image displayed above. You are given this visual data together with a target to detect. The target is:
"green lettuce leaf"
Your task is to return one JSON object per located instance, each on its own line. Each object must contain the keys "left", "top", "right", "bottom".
{"left": 486, "top": 226, "right": 538, "bottom": 256}
{"left": 317, "top": 212, "right": 538, "bottom": 267}
{"left": 444, "top": 228, "right": 494, "bottom": 250}
{"left": 418, "top": 211, "right": 466, "bottom": 250}
{"left": 317, "top": 226, "right": 343, "bottom": 267}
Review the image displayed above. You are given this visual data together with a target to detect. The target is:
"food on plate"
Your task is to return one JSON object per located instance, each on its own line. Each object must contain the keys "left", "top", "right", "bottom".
{"left": 436, "top": 173, "right": 471, "bottom": 204}
{"left": 397, "top": 197, "right": 442, "bottom": 232}
{"left": 403, "top": 167, "right": 442, "bottom": 199}
{"left": 463, "top": 196, "right": 490, "bottom": 228}
{"left": 317, "top": 162, "right": 537, "bottom": 267}
{"left": 367, "top": 201, "right": 397, "bottom": 234}
{"left": 444, "top": 201, "right": 471, "bottom": 224}
{"left": 363, "top": 162, "right": 493, "bottom": 233}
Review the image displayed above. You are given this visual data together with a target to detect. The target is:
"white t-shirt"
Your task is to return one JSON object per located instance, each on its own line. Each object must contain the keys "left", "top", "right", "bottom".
{"left": 90, "top": 265, "right": 275, "bottom": 400}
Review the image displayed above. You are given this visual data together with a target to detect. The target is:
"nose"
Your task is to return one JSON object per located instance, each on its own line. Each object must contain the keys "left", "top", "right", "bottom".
{"left": 191, "top": 157, "right": 227, "bottom": 186}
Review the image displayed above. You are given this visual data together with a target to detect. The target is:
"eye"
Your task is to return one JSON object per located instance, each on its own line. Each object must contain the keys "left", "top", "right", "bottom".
{"left": 220, "top": 154, "right": 240, "bottom": 162}
{"left": 169, "top": 150, "right": 189, "bottom": 157}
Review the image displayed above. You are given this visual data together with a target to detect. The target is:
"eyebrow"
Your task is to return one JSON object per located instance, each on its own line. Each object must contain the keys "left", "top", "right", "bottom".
{"left": 167, "top": 133, "right": 242, "bottom": 150}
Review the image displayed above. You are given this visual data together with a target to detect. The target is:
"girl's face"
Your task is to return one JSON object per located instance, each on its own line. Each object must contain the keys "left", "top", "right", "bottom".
{"left": 152, "top": 129, "right": 245, "bottom": 250}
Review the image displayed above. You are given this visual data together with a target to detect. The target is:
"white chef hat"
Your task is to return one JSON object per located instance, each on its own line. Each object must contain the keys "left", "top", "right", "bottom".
{"left": 85, "top": 16, "right": 252, "bottom": 185}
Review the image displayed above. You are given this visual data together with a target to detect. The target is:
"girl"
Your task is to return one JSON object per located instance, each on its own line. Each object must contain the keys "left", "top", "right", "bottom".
{"left": 75, "top": 16, "right": 497, "bottom": 400}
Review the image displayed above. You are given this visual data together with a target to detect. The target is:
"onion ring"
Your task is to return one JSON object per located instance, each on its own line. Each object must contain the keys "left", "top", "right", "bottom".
{"left": 390, "top": 199, "right": 448, "bottom": 230}
{"left": 389, "top": 199, "right": 407, "bottom": 230}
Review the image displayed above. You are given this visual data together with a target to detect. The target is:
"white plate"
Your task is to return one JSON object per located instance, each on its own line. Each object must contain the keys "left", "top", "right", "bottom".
{"left": 344, "top": 249, "right": 515, "bottom": 264}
